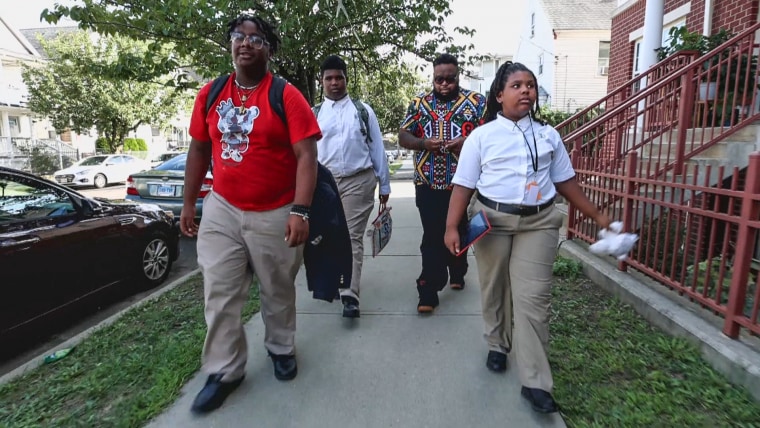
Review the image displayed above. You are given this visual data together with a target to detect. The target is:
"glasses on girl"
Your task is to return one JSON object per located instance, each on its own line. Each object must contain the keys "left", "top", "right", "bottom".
{"left": 230, "top": 32, "right": 269, "bottom": 49}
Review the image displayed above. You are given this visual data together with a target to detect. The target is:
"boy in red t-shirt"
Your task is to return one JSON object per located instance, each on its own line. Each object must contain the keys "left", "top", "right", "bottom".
{"left": 180, "top": 15, "right": 321, "bottom": 414}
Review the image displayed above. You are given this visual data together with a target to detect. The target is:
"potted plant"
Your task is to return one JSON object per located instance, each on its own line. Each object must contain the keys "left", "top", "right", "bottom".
{"left": 656, "top": 27, "right": 733, "bottom": 100}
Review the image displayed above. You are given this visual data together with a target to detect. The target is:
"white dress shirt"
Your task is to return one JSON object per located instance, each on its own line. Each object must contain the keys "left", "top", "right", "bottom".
{"left": 316, "top": 95, "right": 391, "bottom": 195}
{"left": 452, "top": 114, "right": 575, "bottom": 205}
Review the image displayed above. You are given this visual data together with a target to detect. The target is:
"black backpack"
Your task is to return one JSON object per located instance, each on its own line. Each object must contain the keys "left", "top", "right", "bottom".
{"left": 204, "top": 74, "right": 289, "bottom": 126}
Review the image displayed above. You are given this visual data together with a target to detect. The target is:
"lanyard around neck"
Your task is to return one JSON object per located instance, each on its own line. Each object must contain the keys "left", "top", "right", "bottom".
{"left": 512, "top": 118, "right": 538, "bottom": 173}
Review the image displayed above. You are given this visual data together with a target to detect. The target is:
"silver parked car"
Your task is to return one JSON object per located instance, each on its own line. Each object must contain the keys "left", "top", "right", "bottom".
{"left": 125, "top": 153, "right": 212, "bottom": 217}
{"left": 149, "top": 151, "right": 183, "bottom": 168}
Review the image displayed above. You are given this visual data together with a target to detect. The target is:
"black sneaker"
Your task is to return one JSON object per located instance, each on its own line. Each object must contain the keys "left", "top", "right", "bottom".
{"left": 268, "top": 352, "right": 297, "bottom": 381}
{"left": 342, "top": 296, "right": 360, "bottom": 318}
{"left": 416, "top": 280, "right": 439, "bottom": 313}
{"left": 521, "top": 386, "right": 559, "bottom": 413}
{"left": 485, "top": 350, "right": 508, "bottom": 372}
{"left": 190, "top": 373, "right": 244, "bottom": 414}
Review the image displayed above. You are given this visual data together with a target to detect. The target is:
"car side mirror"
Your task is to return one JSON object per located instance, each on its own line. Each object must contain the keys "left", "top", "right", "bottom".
{"left": 80, "top": 199, "right": 104, "bottom": 217}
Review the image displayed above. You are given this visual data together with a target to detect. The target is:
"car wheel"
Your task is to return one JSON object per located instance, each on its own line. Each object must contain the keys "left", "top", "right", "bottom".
{"left": 94, "top": 173, "right": 107, "bottom": 188}
{"left": 136, "top": 232, "right": 173, "bottom": 289}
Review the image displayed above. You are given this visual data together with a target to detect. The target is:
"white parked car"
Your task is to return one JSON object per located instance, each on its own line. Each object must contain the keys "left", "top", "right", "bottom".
{"left": 54, "top": 154, "right": 150, "bottom": 188}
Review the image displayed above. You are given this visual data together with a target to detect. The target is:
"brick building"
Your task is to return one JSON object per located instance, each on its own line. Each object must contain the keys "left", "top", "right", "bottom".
{"left": 608, "top": 0, "right": 759, "bottom": 92}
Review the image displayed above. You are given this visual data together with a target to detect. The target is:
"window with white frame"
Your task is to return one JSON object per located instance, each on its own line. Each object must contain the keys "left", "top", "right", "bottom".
{"left": 633, "top": 39, "right": 642, "bottom": 76}
{"left": 598, "top": 41, "right": 610, "bottom": 76}
{"left": 538, "top": 54, "right": 544, "bottom": 75}
{"left": 632, "top": 19, "right": 685, "bottom": 79}
{"left": 8, "top": 117, "right": 20, "bottom": 137}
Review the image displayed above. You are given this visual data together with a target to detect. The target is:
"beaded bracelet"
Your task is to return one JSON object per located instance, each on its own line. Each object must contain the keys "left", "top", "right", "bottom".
{"left": 290, "top": 204, "right": 310, "bottom": 221}
{"left": 290, "top": 211, "right": 309, "bottom": 221}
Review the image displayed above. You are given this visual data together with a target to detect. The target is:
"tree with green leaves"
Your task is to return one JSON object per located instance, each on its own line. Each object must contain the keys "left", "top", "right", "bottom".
{"left": 22, "top": 31, "right": 185, "bottom": 153}
{"left": 341, "top": 62, "right": 426, "bottom": 135}
{"left": 41, "top": 0, "right": 479, "bottom": 105}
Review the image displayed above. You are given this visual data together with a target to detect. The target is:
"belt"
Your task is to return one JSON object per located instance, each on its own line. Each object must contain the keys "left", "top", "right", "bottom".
{"left": 477, "top": 194, "right": 555, "bottom": 216}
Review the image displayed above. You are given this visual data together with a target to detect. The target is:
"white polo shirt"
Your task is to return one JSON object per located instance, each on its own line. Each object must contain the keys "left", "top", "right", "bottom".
{"left": 452, "top": 113, "right": 575, "bottom": 205}
{"left": 315, "top": 95, "right": 391, "bottom": 195}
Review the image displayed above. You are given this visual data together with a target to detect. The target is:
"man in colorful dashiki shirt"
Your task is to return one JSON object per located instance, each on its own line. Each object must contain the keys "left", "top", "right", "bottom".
{"left": 398, "top": 53, "right": 487, "bottom": 313}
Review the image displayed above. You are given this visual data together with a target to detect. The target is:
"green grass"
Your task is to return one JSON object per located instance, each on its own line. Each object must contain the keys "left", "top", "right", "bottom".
{"left": 551, "top": 257, "right": 760, "bottom": 427}
{"left": 388, "top": 162, "right": 403, "bottom": 175}
{"left": 0, "top": 274, "right": 260, "bottom": 428}
{"left": 2, "top": 261, "right": 760, "bottom": 427}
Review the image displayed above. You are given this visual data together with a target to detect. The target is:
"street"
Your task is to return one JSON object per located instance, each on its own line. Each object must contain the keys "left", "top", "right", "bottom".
{"left": 0, "top": 183, "right": 199, "bottom": 376}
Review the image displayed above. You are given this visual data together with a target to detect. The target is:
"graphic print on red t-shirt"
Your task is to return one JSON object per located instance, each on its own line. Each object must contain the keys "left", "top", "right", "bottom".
{"left": 188, "top": 72, "right": 322, "bottom": 212}
{"left": 215, "top": 99, "right": 259, "bottom": 163}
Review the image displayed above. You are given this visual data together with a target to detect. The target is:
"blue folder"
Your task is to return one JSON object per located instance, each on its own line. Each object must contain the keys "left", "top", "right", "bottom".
{"left": 457, "top": 209, "right": 492, "bottom": 256}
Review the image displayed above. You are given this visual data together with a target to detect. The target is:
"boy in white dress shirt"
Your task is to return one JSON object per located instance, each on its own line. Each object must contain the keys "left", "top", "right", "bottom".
{"left": 314, "top": 55, "right": 391, "bottom": 318}
{"left": 444, "top": 62, "right": 612, "bottom": 414}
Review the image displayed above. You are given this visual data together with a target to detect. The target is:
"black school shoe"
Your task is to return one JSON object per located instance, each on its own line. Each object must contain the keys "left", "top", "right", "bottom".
{"left": 191, "top": 373, "right": 244, "bottom": 414}
{"left": 521, "top": 386, "right": 559, "bottom": 413}
{"left": 341, "top": 296, "right": 360, "bottom": 318}
{"left": 268, "top": 351, "right": 298, "bottom": 381}
{"left": 485, "top": 350, "right": 508, "bottom": 372}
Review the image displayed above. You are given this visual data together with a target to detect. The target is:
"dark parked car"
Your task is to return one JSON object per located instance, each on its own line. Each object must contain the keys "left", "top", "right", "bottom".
{"left": 125, "top": 153, "right": 212, "bottom": 217}
{"left": 0, "top": 167, "right": 180, "bottom": 357}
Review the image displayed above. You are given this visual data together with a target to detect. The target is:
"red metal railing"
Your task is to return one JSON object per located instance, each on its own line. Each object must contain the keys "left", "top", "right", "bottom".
{"left": 564, "top": 22, "right": 760, "bottom": 337}
{"left": 556, "top": 50, "right": 696, "bottom": 139}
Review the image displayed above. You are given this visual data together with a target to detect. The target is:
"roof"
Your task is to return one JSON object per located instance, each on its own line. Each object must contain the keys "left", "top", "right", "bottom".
{"left": 541, "top": 0, "right": 616, "bottom": 31}
{"left": 0, "top": 16, "right": 40, "bottom": 57}
{"left": 18, "top": 26, "right": 79, "bottom": 58}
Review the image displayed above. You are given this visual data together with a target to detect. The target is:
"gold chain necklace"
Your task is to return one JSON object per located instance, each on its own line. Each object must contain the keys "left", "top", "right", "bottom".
{"left": 235, "top": 82, "right": 259, "bottom": 113}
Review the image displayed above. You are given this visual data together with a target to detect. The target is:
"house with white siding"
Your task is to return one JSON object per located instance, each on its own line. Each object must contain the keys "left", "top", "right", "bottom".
{"left": 0, "top": 16, "right": 47, "bottom": 144}
{"left": 513, "top": 0, "right": 616, "bottom": 113}
{"left": 462, "top": 54, "right": 513, "bottom": 97}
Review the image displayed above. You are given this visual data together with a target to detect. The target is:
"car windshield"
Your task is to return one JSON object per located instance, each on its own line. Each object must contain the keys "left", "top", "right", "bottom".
{"left": 155, "top": 154, "right": 187, "bottom": 171}
{"left": 79, "top": 156, "right": 108, "bottom": 166}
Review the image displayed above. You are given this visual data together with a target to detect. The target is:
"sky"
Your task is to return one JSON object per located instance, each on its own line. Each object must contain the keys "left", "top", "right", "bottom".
{"left": 448, "top": 0, "right": 525, "bottom": 56}
{"left": 3, "top": 0, "right": 76, "bottom": 29}
{"left": 7, "top": 0, "right": 522, "bottom": 54}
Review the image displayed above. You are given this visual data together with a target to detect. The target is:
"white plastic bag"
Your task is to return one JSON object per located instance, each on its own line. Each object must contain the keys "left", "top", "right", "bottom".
{"left": 589, "top": 221, "right": 639, "bottom": 261}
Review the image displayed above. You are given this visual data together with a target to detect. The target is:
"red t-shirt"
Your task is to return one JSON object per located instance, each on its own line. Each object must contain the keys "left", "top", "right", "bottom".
{"left": 189, "top": 72, "right": 322, "bottom": 211}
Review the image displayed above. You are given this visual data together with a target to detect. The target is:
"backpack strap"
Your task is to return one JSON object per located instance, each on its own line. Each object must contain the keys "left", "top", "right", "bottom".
{"left": 269, "top": 76, "right": 288, "bottom": 127}
{"left": 205, "top": 74, "right": 231, "bottom": 116}
{"left": 312, "top": 98, "right": 371, "bottom": 144}
{"left": 351, "top": 99, "right": 371, "bottom": 144}
{"left": 311, "top": 102, "right": 323, "bottom": 119}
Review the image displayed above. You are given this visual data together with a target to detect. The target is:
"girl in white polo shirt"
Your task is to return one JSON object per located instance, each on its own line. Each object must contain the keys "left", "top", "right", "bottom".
{"left": 444, "top": 62, "right": 612, "bottom": 414}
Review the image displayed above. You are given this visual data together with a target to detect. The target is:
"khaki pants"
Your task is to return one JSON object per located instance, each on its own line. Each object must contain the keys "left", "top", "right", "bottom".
{"left": 197, "top": 191, "right": 303, "bottom": 382}
{"left": 333, "top": 168, "right": 377, "bottom": 301}
{"left": 473, "top": 200, "right": 562, "bottom": 392}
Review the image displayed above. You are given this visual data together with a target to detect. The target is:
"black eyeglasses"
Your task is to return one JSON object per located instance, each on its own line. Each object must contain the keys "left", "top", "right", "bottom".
{"left": 230, "top": 32, "right": 269, "bottom": 49}
{"left": 434, "top": 75, "right": 458, "bottom": 85}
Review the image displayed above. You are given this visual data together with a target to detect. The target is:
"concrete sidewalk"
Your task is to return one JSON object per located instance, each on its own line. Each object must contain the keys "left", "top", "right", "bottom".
{"left": 146, "top": 180, "right": 566, "bottom": 428}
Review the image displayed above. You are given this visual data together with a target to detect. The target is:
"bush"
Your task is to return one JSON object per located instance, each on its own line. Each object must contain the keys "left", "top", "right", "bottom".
{"left": 27, "top": 147, "right": 60, "bottom": 176}
{"left": 123, "top": 138, "right": 148, "bottom": 152}
{"left": 95, "top": 137, "right": 111, "bottom": 152}
{"left": 553, "top": 256, "right": 583, "bottom": 280}
{"left": 539, "top": 107, "right": 573, "bottom": 127}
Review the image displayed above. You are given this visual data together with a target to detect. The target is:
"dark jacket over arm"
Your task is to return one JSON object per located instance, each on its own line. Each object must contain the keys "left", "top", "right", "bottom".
{"left": 303, "top": 163, "right": 353, "bottom": 301}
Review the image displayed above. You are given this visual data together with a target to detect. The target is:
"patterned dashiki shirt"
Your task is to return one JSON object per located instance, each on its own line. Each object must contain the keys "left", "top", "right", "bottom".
{"left": 400, "top": 88, "right": 487, "bottom": 190}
